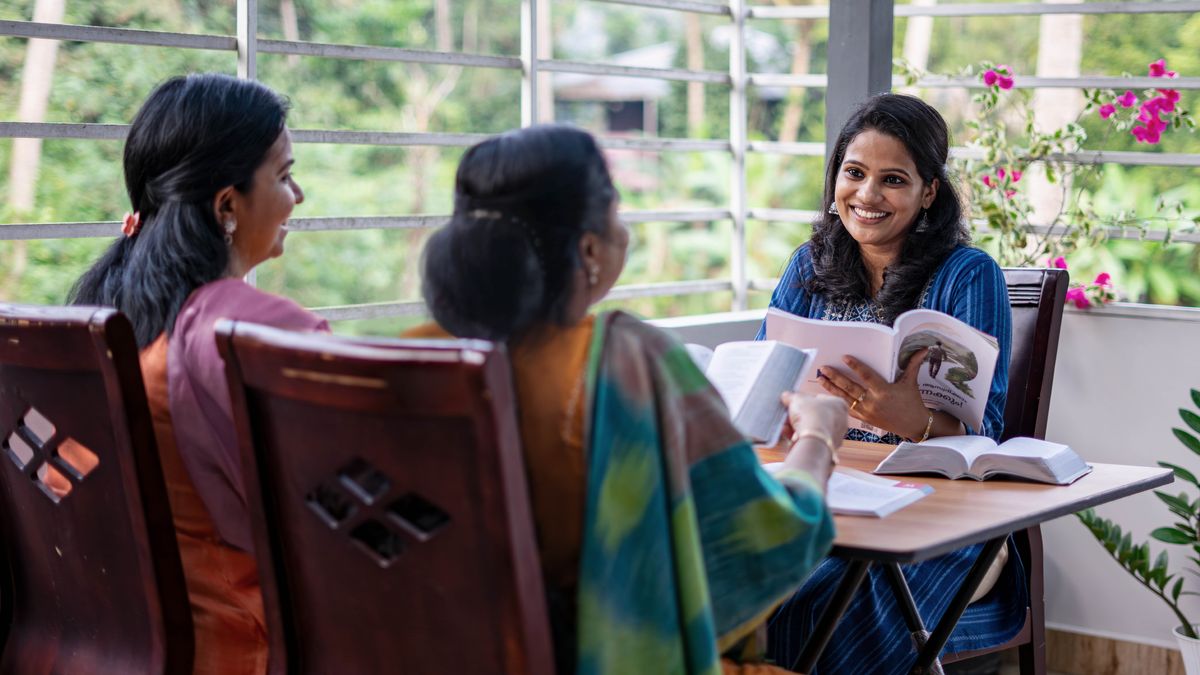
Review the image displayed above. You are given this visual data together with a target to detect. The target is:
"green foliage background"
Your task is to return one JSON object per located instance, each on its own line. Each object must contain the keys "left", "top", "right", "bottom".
{"left": 1, "top": 0, "right": 1197, "bottom": 335}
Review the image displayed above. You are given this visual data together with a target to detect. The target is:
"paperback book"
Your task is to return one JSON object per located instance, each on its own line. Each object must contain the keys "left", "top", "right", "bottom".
{"left": 687, "top": 341, "right": 815, "bottom": 446}
{"left": 763, "top": 307, "right": 1000, "bottom": 434}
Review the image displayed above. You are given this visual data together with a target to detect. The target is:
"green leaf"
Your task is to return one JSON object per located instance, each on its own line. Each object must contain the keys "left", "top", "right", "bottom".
{"left": 1153, "top": 527, "right": 1195, "bottom": 544}
{"left": 1191, "top": 389, "right": 1200, "bottom": 410}
{"left": 1183, "top": 409, "right": 1200, "bottom": 436}
{"left": 1159, "top": 462, "right": 1200, "bottom": 488}
{"left": 1175, "top": 428, "right": 1200, "bottom": 457}
{"left": 1157, "top": 491, "right": 1194, "bottom": 513}
{"left": 1174, "top": 577, "right": 1185, "bottom": 602}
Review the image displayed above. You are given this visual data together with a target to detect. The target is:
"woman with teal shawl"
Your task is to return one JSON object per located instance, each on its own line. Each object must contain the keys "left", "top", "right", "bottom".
{"left": 414, "top": 125, "right": 846, "bottom": 673}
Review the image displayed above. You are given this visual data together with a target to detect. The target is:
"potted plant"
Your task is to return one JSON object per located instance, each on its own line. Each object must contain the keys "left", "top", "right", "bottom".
{"left": 1077, "top": 388, "right": 1200, "bottom": 673}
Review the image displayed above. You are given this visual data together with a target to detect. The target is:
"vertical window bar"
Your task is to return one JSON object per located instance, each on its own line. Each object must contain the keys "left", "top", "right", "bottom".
{"left": 238, "top": 0, "right": 259, "bottom": 286}
{"left": 729, "top": 0, "right": 748, "bottom": 310}
{"left": 521, "top": 0, "right": 539, "bottom": 126}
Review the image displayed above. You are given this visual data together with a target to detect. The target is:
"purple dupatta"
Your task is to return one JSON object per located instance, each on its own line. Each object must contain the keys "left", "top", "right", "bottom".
{"left": 168, "top": 278, "right": 329, "bottom": 551}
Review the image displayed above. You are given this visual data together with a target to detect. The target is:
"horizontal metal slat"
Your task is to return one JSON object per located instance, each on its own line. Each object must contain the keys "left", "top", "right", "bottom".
{"left": 0, "top": 19, "right": 236, "bottom": 51}
{"left": 538, "top": 59, "right": 731, "bottom": 85}
{"left": 591, "top": 0, "right": 732, "bottom": 15}
{"left": 257, "top": 39, "right": 522, "bottom": 69}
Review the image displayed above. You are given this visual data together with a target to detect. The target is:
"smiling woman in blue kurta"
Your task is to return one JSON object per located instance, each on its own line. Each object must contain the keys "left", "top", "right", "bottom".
{"left": 756, "top": 94, "right": 1027, "bottom": 674}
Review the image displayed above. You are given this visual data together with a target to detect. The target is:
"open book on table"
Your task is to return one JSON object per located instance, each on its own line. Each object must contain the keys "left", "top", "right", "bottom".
{"left": 764, "top": 307, "right": 1000, "bottom": 435}
{"left": 874, "top": 435, "right": 1092, "bottom": 485}
{"left": 686, "top": 341, "right": 815, "bottom": 446}
{"left": 763, "top": 464, "right": 933, "bottom": 518}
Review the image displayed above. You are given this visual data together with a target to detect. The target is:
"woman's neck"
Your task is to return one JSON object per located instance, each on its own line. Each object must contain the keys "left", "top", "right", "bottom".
{"left": 859, "top": 244, "right": 900, "bottom": 297}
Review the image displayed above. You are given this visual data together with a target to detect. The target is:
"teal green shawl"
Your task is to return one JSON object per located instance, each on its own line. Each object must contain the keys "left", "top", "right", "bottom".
{"left": 575, "top": 312, "right": 834, "bottom": 674}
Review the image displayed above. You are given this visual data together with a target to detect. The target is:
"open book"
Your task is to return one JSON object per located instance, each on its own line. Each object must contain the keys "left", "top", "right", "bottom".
{"left": 764, "top": 307, "right": 1000, "bottom": 434}
{"left": 874, "top": 435, "right": 1092, "bottom": 485}
{"left": 687, "top": 341, "right": 815, "bottom": 446}
{"left": 764, "top": 464, "right": 933, "bottom": 517}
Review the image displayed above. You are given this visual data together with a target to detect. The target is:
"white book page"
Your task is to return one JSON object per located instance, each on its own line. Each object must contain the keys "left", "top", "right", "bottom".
{"left": 992, "top": 436, "right": 1069, "bottom": 459}
{"left": 825, "top": 468, "right": 931, "bottom": 517}
{"left": 923, "top": 435, "right": 998, "bottom": 466}
{"left": 685, "top": 343, "right": 714, "bottom": 372}
{"left": 764, "top": 308, "right": 895, "bottom": 395}
{"left": 705, "top": 341, "right": 774, "bottom": 417}
{"left": 891, "top": 309, "right": 999, "bottom": 432}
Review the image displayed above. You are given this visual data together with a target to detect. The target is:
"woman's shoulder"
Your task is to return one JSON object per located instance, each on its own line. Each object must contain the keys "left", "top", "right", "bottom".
{"left": 178, "top": 278, "right": 328, "bottom": 334}
{"left": 933, "top": 245, "right": 1003, "bottom": 287}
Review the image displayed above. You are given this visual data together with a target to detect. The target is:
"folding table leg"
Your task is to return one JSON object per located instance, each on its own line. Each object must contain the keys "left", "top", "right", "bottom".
{"left": 791, "top": 559, "right": 871, "bottom": 674}
{"left": 911, "top": 537, "right": 1008, "bottom": 674}
{"left": 882, "top": 563, "right": 944, "bottom": 675}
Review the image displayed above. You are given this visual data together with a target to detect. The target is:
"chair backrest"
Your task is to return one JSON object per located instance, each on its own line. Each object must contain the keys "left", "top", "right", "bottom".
{"left": 1001, "top": 268, "right": 1069, "bottom": 441}
{"left": 0, "top": 303, "right": 192, "bottom": 674}
{"left": 215, "top": 321, "right": 554, "bottom": 675}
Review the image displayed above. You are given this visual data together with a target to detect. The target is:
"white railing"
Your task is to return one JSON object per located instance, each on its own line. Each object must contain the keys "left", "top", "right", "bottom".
{"left": 2, "top": 1, "right": 1198, "bottom": 320}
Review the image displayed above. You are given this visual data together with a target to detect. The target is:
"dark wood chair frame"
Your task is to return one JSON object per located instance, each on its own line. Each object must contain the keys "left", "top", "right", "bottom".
{"left": 939, "top": 268, "right": 1068, "bottom": 674}
{"left": 792, "top": 268, "right": 1068, "bottom": 675}
{"left": 216, "top": 321, "right": 554, "bottom": 675}
{"left": 0, "top": 303, "right": 192, "bottom": 674}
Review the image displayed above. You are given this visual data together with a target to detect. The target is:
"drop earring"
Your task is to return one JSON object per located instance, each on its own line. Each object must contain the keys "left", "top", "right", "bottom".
{"left": 914, "top": 210, "right": 930, "bottom": 233}
{"left": 827, "top": 203, "right": 839, "bottom": 215}
{"left": 224, "top": 219, "right": 237, "bottom": 246}
{"left": 588, "top": 264, "right": 600, "bottom": 286}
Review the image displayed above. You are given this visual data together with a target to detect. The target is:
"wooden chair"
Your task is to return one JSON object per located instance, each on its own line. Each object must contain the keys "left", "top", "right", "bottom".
{"left": 941, "top": 268, "right": 1069, "bottom": 675}
{"left": 0, "top": 303, "right": 192, "bottom": 674}
{"left": 215, "top": 321, "right": 554, "bottom": 675}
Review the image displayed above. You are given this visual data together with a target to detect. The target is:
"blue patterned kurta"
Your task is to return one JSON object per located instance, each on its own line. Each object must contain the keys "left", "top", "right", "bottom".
{"left": 757, "top": 244, "right": 1027, "bottom": 674}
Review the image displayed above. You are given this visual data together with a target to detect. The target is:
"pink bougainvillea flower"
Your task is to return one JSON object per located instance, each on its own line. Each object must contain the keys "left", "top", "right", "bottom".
{"left": 983, "top": 69, "right": 998, "bottom": 87}
{"left": 1049, "top": 256, "right": 1068, "bottom": 270}
{"left": 1161, "top": 89, "right": 1181, "bottom": 104}
{"left": 1149, "top": 59, "right": 1177, "bottom": 79}
{"left": 1005, "top": 189, "right": 1017, "bottom": 199}
{"left": 1011, "top": 169, "right": 1022, "bottom": 183}
{"left": 981, "top": 175, "right": 993, "bottom": 188}
{"left": 997, "top": 167, "right": 1006, "bottom": 179}
{"left": 1132, "top": 125, "right": 1162, "bottom": 144}
{"left": 998, "top": 75, "right": 1015, "bottom": 90}
{"left": 1098, "top": 103, "right": 1116, "bottom": 119}
{"left": 1116, "top": 91, "right": 1138, "bottom": 108}
{"left": 1094, "top": 272, "right": 1112, "bottom": 287}
{"left": 1065, "top": 286, "right": 1091, "bottom": 309}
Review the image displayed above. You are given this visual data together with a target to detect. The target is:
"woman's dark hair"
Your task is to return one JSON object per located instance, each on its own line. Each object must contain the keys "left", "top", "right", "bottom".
{"left": 421, "top": 125, "right": 616, "bottom": 341}
{"left": 807, "top": 93, "right": 969, "bottom": 325}
{"left": 69, "top": 73, "right": 289, "bottom": 348}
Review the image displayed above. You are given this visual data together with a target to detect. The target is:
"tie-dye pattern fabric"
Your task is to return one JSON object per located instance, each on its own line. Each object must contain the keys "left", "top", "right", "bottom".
{"left": 575, "top": 311, "right": 834, "bottom": 675}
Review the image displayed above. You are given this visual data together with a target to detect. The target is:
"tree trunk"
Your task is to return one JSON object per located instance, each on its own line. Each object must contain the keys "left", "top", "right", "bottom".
{"left": 3, "top": 0, "right": 66, "bottom": 301}
{"left": 777, "top": 18, "right": 812, "bottom": 144}
{"left": 280, "top": 0, "right": 300, "bottom": 66}
{"left": 1030, "top": 0, "right": 1084, "bottom": 227}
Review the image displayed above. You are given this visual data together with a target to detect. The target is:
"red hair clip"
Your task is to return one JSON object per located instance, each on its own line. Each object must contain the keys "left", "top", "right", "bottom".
{"left": 121, "top": 211, "right": 141, "bottom": 238}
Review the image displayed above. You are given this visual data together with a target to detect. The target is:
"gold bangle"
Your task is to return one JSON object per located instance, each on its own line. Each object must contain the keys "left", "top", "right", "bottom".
{"left": 792, "top": 428, "right": 839, "bottom": 463}
{"left": 914, "top": 412, "right": 935, "bottom": 443}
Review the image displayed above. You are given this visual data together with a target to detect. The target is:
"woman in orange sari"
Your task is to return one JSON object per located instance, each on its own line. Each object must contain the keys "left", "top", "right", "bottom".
{"left": 69, "top": 73, "right": 325, "bottom": 675}
{"left": 413, "top": 125, "right": 848, "bottom": 674}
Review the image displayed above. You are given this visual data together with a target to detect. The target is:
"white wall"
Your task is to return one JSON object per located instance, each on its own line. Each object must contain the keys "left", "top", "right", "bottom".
{"left": 654, "top": 303, "right": 1200, "bottom": 649}
{"left": 1042, "top": 304, "right": 1200, "bottom": 649}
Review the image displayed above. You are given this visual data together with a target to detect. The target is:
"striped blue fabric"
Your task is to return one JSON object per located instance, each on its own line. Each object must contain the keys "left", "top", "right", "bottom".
{"left": 756, "top": 244, "right": 1012, "bottom": 441}
{"left": 756, "top": 244, "right": 1027, "bottom": 673}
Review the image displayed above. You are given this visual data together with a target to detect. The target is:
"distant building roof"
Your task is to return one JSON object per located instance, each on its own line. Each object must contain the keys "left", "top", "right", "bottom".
{"left": 554, "top": 43, "right": 676, "bottom": 101}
